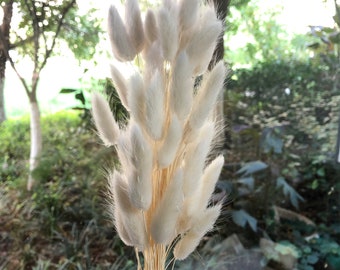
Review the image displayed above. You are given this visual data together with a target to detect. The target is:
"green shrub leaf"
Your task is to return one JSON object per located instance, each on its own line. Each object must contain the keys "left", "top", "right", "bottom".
{"left": 237, "top": 176, "right": 255, "bottom": 191}
{"left": 236, "top": 161, "right": 268, "bottom": 176}
{"left": 231, "top": 209, "right": 257, "bottom": 231}
{"left": 276, "top": 177, "right": 304, "bottom": 209}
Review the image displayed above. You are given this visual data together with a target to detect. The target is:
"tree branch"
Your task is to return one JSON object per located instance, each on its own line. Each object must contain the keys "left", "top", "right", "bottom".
{"left": 24, "top": 0, "right": 41, "bottom": 77}
{"left": 0, "top": 1, "right": 31, "bottom": 97}
{"left": 9, "top": 35, "right": 35, "bottom": 49}
{"left": 39, "top": 0, "right": 76, "bottom": 73}
{"left": 0, "top": 28, "right": 31, "bottom": 97}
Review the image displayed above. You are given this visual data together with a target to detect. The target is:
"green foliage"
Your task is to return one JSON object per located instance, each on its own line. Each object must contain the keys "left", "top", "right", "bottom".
{"left": 228, "top": 59, "right": 339, "bottom": 159}
{"left": 0, "top": 112, "right": 136, "bottom": 268}
{"left": 0, "top": 116, "right": 30, "bottom": 183}
{"left": 231, "top": 209, "right": 257, "bottom": 232}
{"left": 224, "top": 0, "right": 309, "bottom": 66}
{"left": 271, "top": 221, "right": 340, "bottom": 270}
{"left": 276, "top": 177, "right": 304, "bottom": 209}
{"left": 13, "top": 0, "right": 101, "bottom": 62}
{"left": 59, "top": 87, "right": 92, "bottom": 125}
{"left": 60, "top": 77, "right": 129, "bottom": 127}
{"left": 58, "top": 7, "right": 102, "bottom": 60}
{"left": 236, "top": 160, "right": 268, "bottom": 175}
{"left": 220, "top": 47, "right": 340, "bottom": 268}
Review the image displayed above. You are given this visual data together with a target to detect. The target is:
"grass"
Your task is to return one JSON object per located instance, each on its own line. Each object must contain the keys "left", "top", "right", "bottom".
{"left": 0, "top": 111, "right": 137, "bottom": 269}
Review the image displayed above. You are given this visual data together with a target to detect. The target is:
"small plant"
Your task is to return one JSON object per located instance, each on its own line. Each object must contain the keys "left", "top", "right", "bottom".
{"left": 91, "top": 0, "right": 226, "bottom": 269}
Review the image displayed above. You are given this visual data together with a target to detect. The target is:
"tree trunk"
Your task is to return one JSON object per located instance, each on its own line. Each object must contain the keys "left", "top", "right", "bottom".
{"left": 27, "top": 98, "right": 42, "bottom": 191}
{"left": 0, "top": 52, "right": 6, "bottom": 123}
{"left": 0, "top": 0, "right": 14, "bottom": 123}
{"left": 0, "top": 73, "right": 5, "bottom": 123}
{"left": 209, "top": 0, "right": 231, "bottom": 146}
{"left": 209, "top": 0, "right": 230, "bottom": 68}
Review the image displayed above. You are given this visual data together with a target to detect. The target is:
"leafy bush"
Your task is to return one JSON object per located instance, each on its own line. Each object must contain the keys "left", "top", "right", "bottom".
{"left": 0, "top": 116, "right": 30, "bottom": 184}
{"left": 219, "top": 57, "right": 340, "bottom": 268}
{"left": 0, "top": 112, "right": 136, "bottom": 269}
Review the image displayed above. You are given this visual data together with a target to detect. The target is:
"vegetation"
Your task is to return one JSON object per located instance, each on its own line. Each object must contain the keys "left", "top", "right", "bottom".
{"left": 1, "top": 0, "right": 340, "bottom": 269}
{"left": 0, "top": 0, "right": 101, "bottom": 190}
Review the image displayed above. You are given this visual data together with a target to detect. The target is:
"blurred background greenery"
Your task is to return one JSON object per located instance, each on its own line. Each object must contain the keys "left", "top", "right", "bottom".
{"left": 0, "top": 0, "right": 340, "bottom": 269}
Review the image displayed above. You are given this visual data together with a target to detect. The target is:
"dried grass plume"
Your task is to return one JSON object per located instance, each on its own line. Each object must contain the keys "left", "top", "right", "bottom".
{"left": 92, "top": 0, "right": 227, "bottom": 269}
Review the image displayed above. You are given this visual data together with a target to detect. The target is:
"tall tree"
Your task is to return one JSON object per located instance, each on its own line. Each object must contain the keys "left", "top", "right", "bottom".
{"left": 209, "top": 0, "right": 230, "bottom": 69}
{"left": 208, "top": 0, "right": 250, "bottom": 145}
{"left": 207, "top": 0, "right": 230, "bottom": 145}
{"left": 0, "top": 0, "right": 13, "bottom": 123}
{"left": 0, "top": 0, "right": 100, "bottom": 190}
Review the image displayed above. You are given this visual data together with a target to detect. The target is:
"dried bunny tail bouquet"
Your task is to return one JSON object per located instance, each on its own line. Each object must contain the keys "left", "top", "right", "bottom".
{"left": 92, "top": 0, "right": 227, "bottom": 269}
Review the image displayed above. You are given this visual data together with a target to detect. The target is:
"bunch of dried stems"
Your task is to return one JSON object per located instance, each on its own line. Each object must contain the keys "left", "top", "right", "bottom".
{"left": 92, "top": 0, "right": 226, "bottom": 269}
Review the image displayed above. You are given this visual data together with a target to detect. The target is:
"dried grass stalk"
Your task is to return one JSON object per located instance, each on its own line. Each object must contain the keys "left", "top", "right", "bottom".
{"left": 93, "top": 1, "right": 226, "bottom": 269}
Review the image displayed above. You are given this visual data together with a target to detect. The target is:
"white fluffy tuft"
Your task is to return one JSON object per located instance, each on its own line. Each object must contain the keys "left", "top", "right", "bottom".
{"left": 107, "top": 5, "right": 136, "bottom": 61}
{"left": 174, "top": 204, "right": 221, "bottom": 260}
{"left": 91, "top": 92, "right": 120, "bottom": 146}
{"left": 127, "top": 123, "right": 153, "bottom": 210}
{"left": 196, "top": 155, "right": 225, "bottom": 212}
{"left": 182, "top": 121, "right": 215, "bottom": 197}
{"left": 145, "top": 70, "right": 165, "bottom": 140}
{"left": 125, "top": 0, "right": 145, "bottom": 53}
{"left": 170, "top": 51, "right": 193, "bottom": 121}
{"left": 108, "top": 171, "right": 148, "bottom": 250}
{"left": 144, "top": 9, "right": 158, "bottom": 43}
{"left": 188, "top": 61, "right": 226, "bottom": 131}
{"left": 151, "top": 169, "right": 184, "bottom": 244}
{"left": 110, "top": 64, "right": 130, "bottom": 110}
{"left": 186, "top": 7, "right": 223, "bottom": 75}
{"left": 127, "top": 70, "right": 145, "bottom": 126}
{"left": 179, "top": 0, "right": 199, "bottom": 31}
{"left": 157, "top": 114, "right": 182, "bottom": 168}
{"left": 157, "top": 7, "right": 178, "bottom": 61}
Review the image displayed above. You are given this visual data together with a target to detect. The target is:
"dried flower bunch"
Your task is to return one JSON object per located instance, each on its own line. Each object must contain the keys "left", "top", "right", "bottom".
{"left": 92, "top": 0, "right": 226, "bottom": 268}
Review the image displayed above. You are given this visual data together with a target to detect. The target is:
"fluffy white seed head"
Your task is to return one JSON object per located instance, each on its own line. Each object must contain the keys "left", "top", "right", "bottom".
{"left": 116, "top": 130, "right": 134, "bottom": 176}
{"left": 143, "top": 41, "right": 163, "bottom": 82}
{"left": 196, "top": 155, "right": 225, "bottom": 212}
{"left": 157, "top": 7, "right": 179, "bottom": 61}
{"left": 128, "top": 123, "right": 153, "bottom": 210}
{"left": 108, "top": 171, "right": 148, "bottom": 250}
{"left": 128, "top": 70, "right": 145, "bottom": 125}
{"left": 192, "top": 204, "right": 221, "bottom": 236}
{"left": 189, "top": 61, "right": 226, "bottom": 131}
{"left": 91, "top": 92, "right": 120, "bottom": 146}
{"left": 108, "top": 5, "right": 136, "bottom": 61}
{"left": 106, "top": 173, "right": 132, "bottom": 246}
{"left": 186, "top": 7, "right": 222, "bottom": 75}
{"left": 145, "top": 70, "right": 165, "bottom": 140}
{"left": 157, "top": 114, "right": 182, "bottom": 168}
{"left": 114, "top": 211, "right": 134, "bottom": 247}
{"left": 108, "top": 171, "right": 132, "bottom": 213}
{"left": 174, "top": 204, "right": 221, "bottom": 260}
{"left": 182, "top": 121, "right": 215, "bottom": 197}
{"left": 125, "top": 0, "right": 145, "bottom": 53}
{"left": 101, "top": 0, "right": 225, "bottom": 259}
{"left": 179, "top": 0, "right": 199, "bottom": 31}
{"left": 144, "top": 9, "right": 158, "bottom": 43}
{"left": 151, "top": 169, "right": 184, "bottom": 244}
{"left": 110, "top": 64, "right": 129, "bottom": 110}
{"left": 170, "top": 51, "right": 193, "bottom": 121}
{"left": 173, "top": 231, "right": 201, "bottom": 260}
{"left": 162, "top": 0, "right": 175, "bottom": 11}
